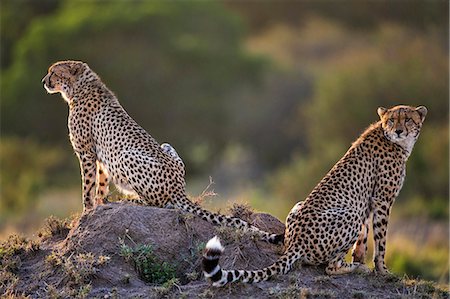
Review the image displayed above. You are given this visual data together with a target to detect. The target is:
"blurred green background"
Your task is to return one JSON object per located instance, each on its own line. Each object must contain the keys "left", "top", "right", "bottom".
{"left": 1, "top": 0, "right": 448, "bottom": 284}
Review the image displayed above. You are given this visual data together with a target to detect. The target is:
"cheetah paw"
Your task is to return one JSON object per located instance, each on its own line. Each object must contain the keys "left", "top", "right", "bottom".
{"left": 354, "top": 263, "right": 371, "bottom": 274}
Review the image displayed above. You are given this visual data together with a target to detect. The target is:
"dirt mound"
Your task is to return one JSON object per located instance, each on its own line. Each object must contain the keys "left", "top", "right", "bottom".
{"left": 62, "top": 202, "right": 284, "bottom": 287}
{"left": 2, "top": 202, "right": 448, "bottom": 298}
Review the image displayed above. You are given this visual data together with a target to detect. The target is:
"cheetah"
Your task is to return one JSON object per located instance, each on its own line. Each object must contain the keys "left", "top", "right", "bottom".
{"left": 203, "top": 105, "right": 427, "bottom": 286}
{"left": 42, "top": 60, "right": 283, "bottom": 244}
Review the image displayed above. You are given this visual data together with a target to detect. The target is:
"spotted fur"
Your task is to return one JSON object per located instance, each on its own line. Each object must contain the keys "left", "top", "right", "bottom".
{"left": 42, "top": 60, "right": 283, "bottom": 244}
{"left": 203, "top": 105, "right": 427, "bottom": 286}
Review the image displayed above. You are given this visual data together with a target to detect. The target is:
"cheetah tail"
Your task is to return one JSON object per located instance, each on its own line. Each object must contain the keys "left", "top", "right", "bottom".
{"left": 174, "top": 196, "right": 284, "bottom": 245}
{"left": 202, "top": 236, "right": 297, "bottom": 287}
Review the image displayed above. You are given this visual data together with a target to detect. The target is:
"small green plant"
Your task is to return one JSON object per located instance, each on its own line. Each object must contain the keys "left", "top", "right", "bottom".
{"left": 351, "top": 291, "right": 366, "bottom": 299}
{"left": 186, "top": 271, "right": 199, "bottom": 281}
{"left": 76, "top": 284, "right": 92, "bottom": 299}
{"left": 154, "top": 278, "right": 181, "bottom": 296}
{"left": 119, "top": 235, "right": 176, "bottom": 284}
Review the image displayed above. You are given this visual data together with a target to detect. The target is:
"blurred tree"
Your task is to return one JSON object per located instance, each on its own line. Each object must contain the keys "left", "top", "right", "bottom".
{"left": 227, "top": 70, "right": 313, "bottom": 171}
{"left": 0, "top": 0, "right": 63, "bottom": 69}
{"left": 269, "top": 25, "right": 449, "bottom": 211}
{"left": 227, "top": 1, "right": 448, "bottom": 33}
{"left": 1, "top": 0, "right": 265, "bottom": 175}
{"left": 0, "top": 138, "right": 63, "bottom": 221}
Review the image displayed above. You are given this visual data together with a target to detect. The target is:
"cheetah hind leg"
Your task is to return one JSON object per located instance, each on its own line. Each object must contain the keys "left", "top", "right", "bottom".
{"left": 352, "top": 218, "right": 369, "bottom": 264}
{"left": 95, "top": 161, "right": 110, "bottom": 206}
{"left": 326, "top": 256, "right": 370, "bottom": 275}
{"left": 161, "top": 143, "right": 184, "bottom": 168}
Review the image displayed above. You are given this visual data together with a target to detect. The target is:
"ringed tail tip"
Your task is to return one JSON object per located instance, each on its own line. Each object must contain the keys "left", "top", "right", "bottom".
{"left": 205, "top": 236, "right": 224, "bottom": 253}
{"left": 203, "top": 236, "right": 224, "bottom": 281}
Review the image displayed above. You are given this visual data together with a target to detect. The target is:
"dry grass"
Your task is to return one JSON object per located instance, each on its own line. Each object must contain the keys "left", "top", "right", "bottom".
{"left": 398, "top": 276, "right": 449, "bottom": 298}
{"left": 190, "top": 176, "right": 217, "bottom": 205}
{"left": 269, "top": 285, "right": 335, "bottom": 299}
{"left": 37, "top": 214, "right": 79, "bottom": 241}
{"left": 215, "top": 225, "right": 260, "bottom": 245}
{"left": 227, "top": 202, "right": 254, "bottom": 222}
{"left": 44, "top": 282, "right": 92, "bottom": 299}
{"left": 0, "top": 234, "right": 40, "bottom": 296}
{"left": 44, "top": 250, "right": 109, "bottom": 298}
{"left": 46, "top": 251, "right": 110, "bottom": 285}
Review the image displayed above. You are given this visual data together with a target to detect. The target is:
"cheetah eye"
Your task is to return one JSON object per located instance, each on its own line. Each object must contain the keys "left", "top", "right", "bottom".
{"left": 387, "top": 118, "right": 394, "bottom": 125}
{"left": 405, "top": 118, "right": 413, "bottom": 123}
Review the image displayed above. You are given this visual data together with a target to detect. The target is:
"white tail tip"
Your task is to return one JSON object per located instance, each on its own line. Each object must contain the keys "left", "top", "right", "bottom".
{"left": 206, "top": 236, "right": 224, "bottom": 252}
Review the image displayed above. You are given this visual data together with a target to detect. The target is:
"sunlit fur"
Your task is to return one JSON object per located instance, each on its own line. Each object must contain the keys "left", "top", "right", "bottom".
{"left": 377, "top": 105, "right": 427, "bottom": 155}
{"left": 42, "top": 61, "right": 95, "bottom": 103}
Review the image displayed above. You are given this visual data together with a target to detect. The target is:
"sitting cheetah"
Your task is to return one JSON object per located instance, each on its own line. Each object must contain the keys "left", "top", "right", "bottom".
{"left": 203, "top": 105, "right": 427, "bottom": 286}
{"left": 42, "top": 60, "right": 282, "bottom": 244}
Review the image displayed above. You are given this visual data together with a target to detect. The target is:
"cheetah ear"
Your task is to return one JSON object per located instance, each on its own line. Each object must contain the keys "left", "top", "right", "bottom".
{"left": 377, "top": 107, "right": 387, "bottom": 119}
{"left": 70, "top": 65, "right": 80, "bottom": 76}
{"left": 415, "top": 106, "right": 427, "bottom": 122}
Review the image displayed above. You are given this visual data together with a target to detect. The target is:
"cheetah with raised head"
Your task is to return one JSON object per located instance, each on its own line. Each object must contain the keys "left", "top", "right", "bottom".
{"left": 42, "top": 60, "right": 283, "bottom": 244}
{"left": 203, "top": 105, "right": 427, "bottom": 286}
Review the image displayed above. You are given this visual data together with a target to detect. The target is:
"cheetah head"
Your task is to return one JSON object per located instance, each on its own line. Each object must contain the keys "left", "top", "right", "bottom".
{"left": 377, "top": 105, "right": 427, "bottom": 152}
{"left": 42, "top": 60, "right": 93, "bottom": 103}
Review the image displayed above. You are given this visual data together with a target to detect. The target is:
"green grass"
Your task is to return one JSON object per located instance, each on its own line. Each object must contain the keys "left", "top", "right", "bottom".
{"left": 386, "top": 239, "right": 449, "bottom": 284}
{"left": 395, "top": 196, "right": 449, "bottom": 220}
{"left": 119, "top": 236, "right": 176, "bottom": 285}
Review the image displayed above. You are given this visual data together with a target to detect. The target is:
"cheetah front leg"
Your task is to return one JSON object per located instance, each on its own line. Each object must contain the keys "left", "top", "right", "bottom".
{"left": 76, "top": 151, "right": 98, "bottom": 211}
{"left": 95, "top": 161, "right": 110, "bottom": 206}
{"left": 372, "top": 199, "right": 393, "bottom": 275}
{"left": 352, "top": 216, "right": 370, "bottom": 264}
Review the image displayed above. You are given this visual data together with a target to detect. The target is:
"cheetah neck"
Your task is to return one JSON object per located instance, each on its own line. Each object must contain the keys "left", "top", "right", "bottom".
{"left": 61, "top": 91, "right": 72, "bottom": 104}
{"left": 390, "top": 137, "right": 416, "bottom": 159}
{"left": 356, "top": 123, "right": 411, "bottom": 160}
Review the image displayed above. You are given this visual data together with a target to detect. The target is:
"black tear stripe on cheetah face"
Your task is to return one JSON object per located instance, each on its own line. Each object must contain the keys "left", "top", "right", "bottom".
{"left": 203, "top": 105, "right": 427, "bottom": 286}
{"left": 42, "top": 60, "right": 283, "bottom": 245}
